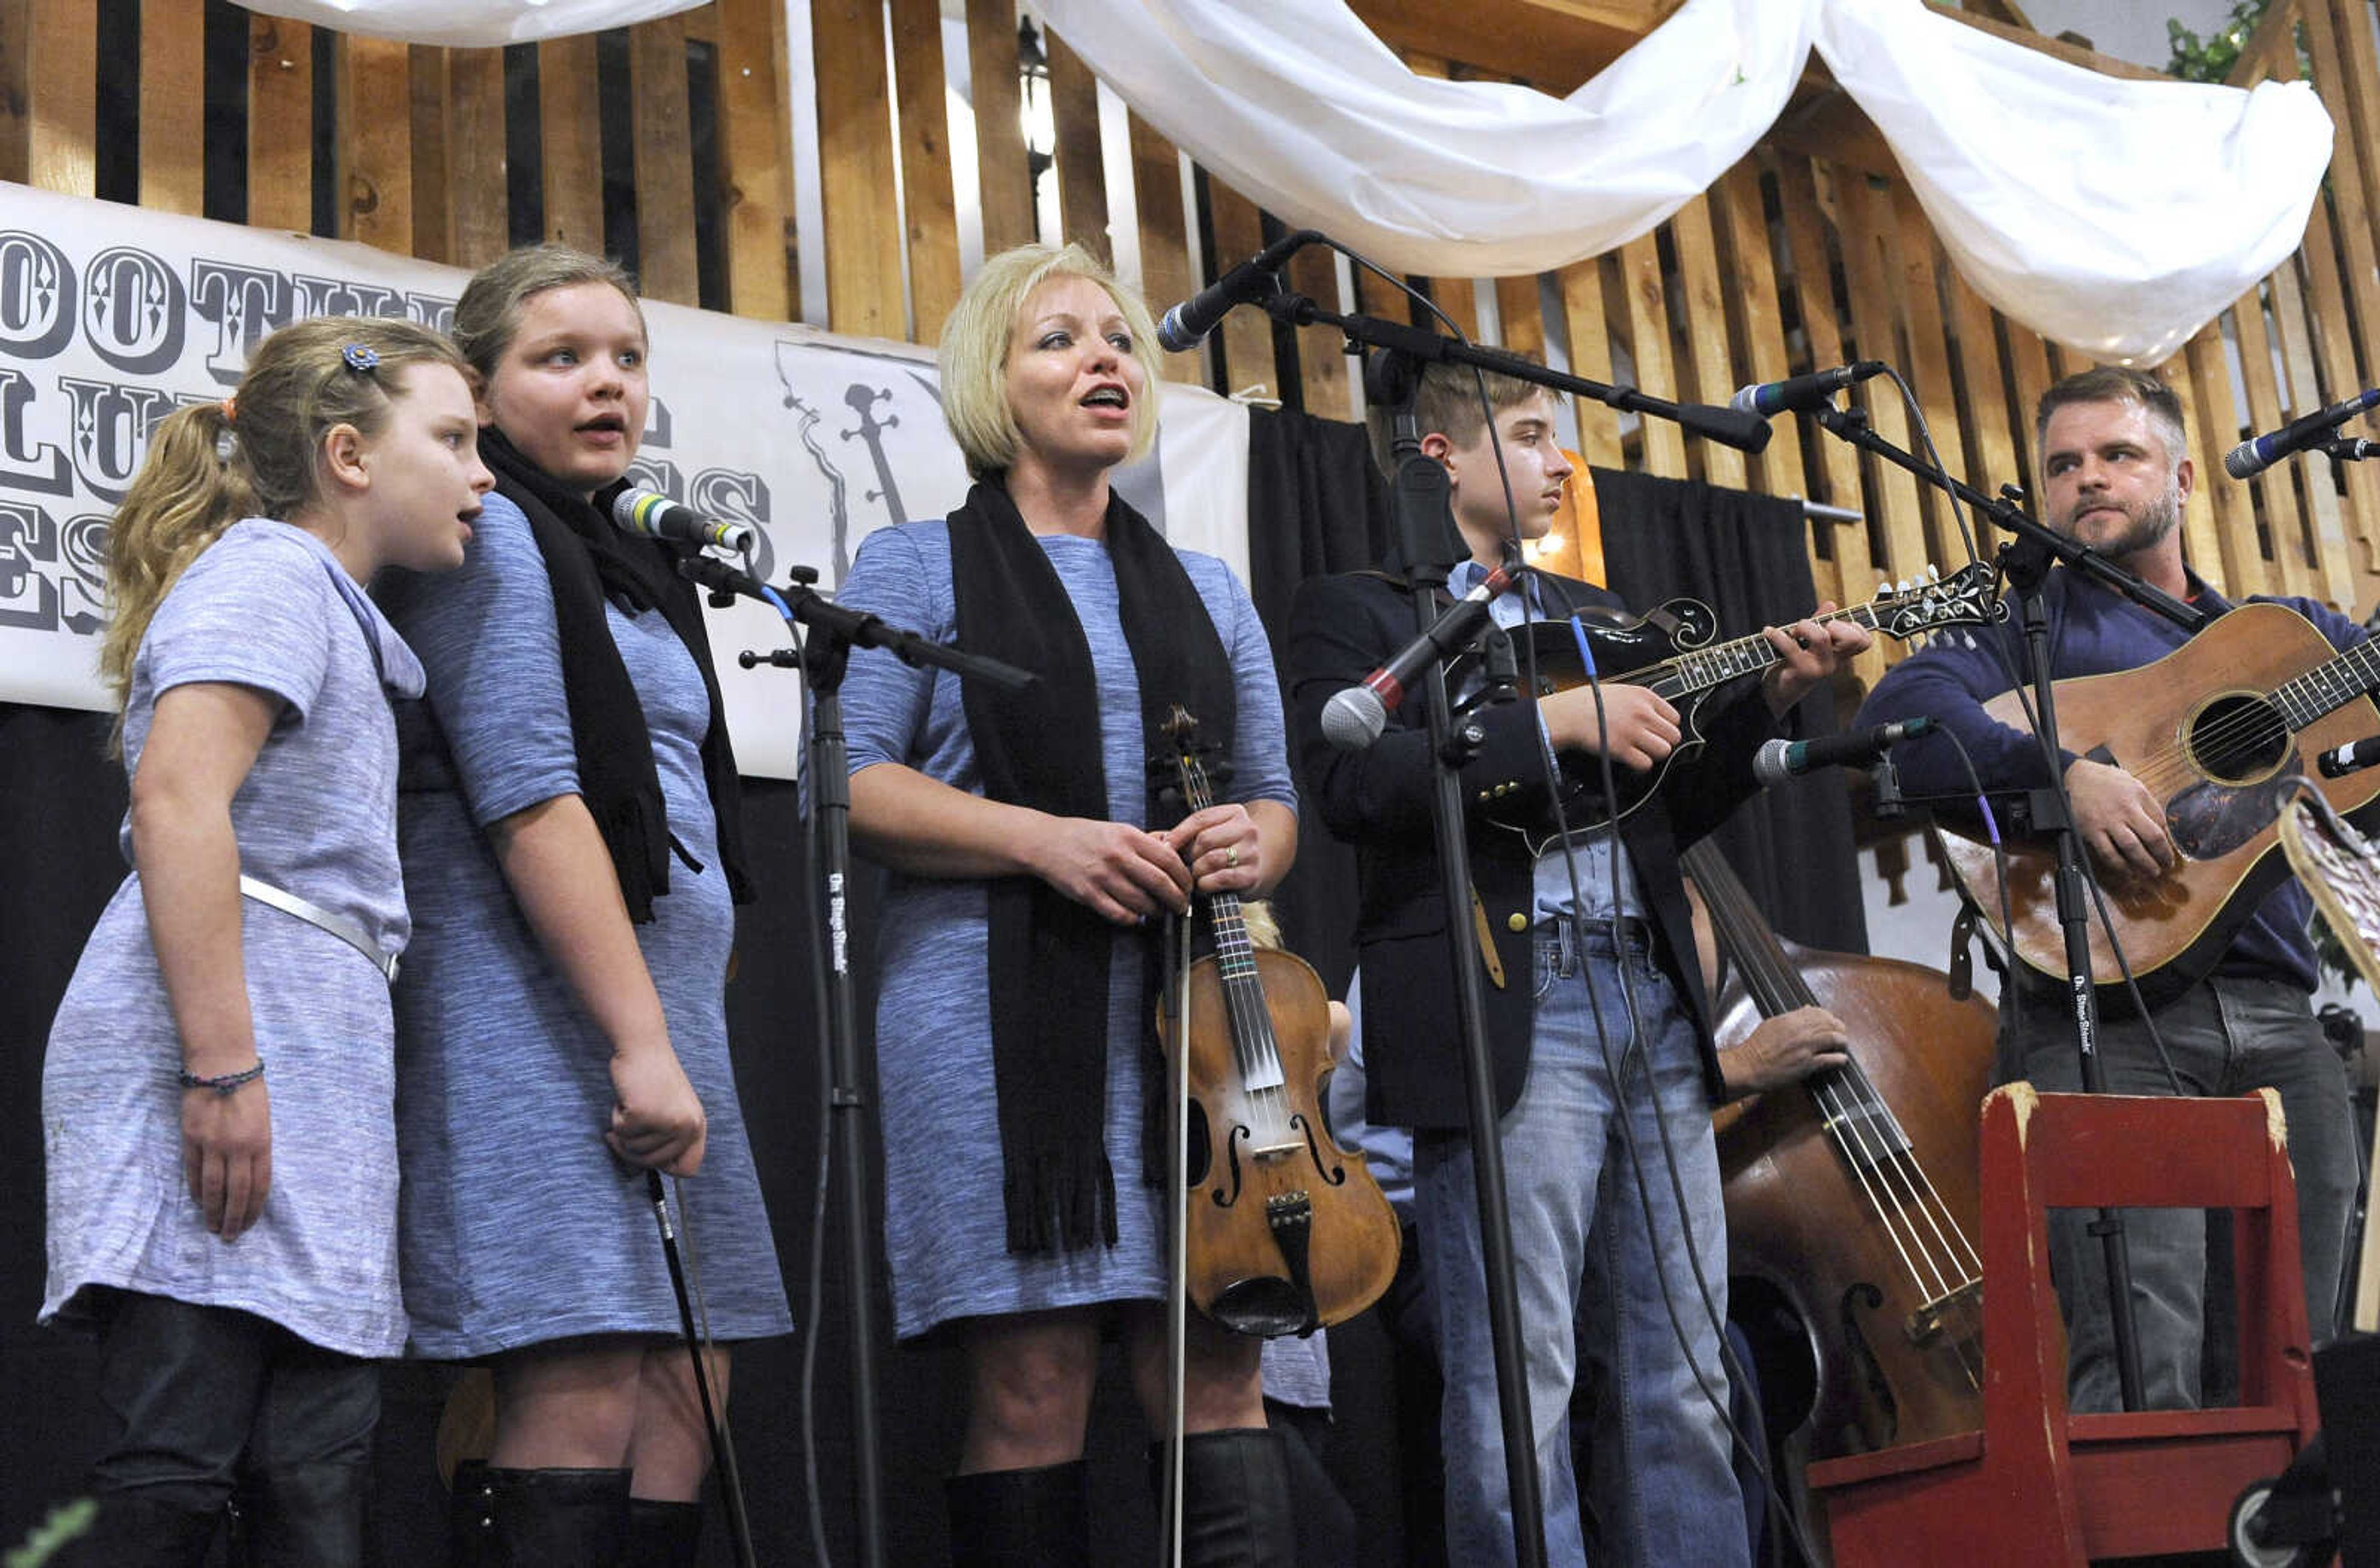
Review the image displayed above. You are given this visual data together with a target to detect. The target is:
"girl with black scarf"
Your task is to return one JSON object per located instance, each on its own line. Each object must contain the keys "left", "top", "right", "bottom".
{"left": 378, "top": 245, "right": 790, "bottom": 1567}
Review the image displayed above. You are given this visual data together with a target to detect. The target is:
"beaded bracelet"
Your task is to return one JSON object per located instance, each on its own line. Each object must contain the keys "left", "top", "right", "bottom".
{"left": 179, "top": 1059, "right": 265, "bottom": 1096}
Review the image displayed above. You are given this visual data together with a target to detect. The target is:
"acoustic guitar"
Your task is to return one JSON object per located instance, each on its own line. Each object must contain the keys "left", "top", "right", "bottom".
{"left": 1460, "top": 561, "right": 2003, "bottom": 855}
{"left": 1937, "top": 601, "right": 2380, "bottom": 1004}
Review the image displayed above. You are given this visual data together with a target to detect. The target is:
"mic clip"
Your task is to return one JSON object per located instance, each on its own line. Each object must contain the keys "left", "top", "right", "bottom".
{"left": 1869, "top": 755, "right": 1907, "bottom": 820}
{"left": 1480, "top": 625, "right": 1520, "bottom": 707}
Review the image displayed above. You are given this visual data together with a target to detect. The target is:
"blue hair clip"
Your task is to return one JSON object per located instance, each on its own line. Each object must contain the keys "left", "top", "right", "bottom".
{"left": 341, "top": 343, "right": 381, "bottom": 374}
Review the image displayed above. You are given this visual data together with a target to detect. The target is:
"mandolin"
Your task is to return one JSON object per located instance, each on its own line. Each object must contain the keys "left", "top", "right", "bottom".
{"left": 1936, "top": 601, "right": 2380, "bottom": 1005}
{"left": 1457, "top": 562, "right": 2003, "bottom": 854}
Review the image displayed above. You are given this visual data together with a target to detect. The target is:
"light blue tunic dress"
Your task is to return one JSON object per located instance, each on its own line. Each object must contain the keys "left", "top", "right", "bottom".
{"left": 43, "top": 520, "right": 421, "bottom": 1358}
{"left": 381, "top": 491, "right": 791, "bottom": 1359}
{"left": 837, "top": 519, "right": 1298, "bottom": 1340}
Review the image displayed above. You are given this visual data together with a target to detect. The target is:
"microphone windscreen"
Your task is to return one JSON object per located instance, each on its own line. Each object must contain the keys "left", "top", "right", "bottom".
{"left": 1320, "top": 687, "right": 1388, "bottom": 751}
{"left": 1750, "top": 737, "right": 1796, "bottom": 788}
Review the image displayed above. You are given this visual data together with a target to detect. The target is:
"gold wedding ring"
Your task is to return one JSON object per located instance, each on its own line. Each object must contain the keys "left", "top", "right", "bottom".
{"left": 1225, "top": 845, "right": 1240, "bottom": 868}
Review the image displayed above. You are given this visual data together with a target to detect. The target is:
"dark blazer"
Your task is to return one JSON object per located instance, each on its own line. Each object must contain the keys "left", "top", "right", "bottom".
{"left": 1286, "top": 567, "right": 1783, "bottom": 1132}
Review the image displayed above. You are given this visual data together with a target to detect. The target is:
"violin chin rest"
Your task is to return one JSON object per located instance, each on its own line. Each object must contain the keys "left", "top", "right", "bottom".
{"left": 1209, "top": 1277, "right": 1313, "bottom": 1339}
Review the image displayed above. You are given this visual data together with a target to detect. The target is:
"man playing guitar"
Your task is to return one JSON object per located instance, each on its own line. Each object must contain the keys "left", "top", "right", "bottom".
{"left": 1855, "top": 366, "right": 2363, "bottom": 1413}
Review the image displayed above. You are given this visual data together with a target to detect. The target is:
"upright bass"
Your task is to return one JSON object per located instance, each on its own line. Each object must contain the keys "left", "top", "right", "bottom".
{"left": 1691, "top": 841, "right": 1996, "bottom": 1480}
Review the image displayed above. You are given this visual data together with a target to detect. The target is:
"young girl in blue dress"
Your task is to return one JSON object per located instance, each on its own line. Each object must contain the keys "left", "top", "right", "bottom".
{"left": 379, "top": 244, "right": 789, "bottom": 1567}
{"left": 42, "top": 316, "right": 492, "bottom": 1565}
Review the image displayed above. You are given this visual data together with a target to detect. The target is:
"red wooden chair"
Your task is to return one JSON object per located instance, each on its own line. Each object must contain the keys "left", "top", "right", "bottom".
{"left": 1807, "top": 1083, "right": 2323, "bottom": 1566}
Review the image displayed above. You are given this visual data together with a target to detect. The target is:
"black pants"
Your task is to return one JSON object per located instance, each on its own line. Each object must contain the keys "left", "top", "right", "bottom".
{"left": 84, "top": 1290, "right": 379, "bottom": 1564}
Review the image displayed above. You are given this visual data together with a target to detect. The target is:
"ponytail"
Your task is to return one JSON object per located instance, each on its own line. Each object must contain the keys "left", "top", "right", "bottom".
{"left": 99, "top": 399, "right": 250, "bottom": 712}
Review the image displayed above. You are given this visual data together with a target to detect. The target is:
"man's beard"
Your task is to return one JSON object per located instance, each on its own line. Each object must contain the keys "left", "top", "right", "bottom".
{"left": 2058, "top": 482, "right": 2182, "bottom": 558}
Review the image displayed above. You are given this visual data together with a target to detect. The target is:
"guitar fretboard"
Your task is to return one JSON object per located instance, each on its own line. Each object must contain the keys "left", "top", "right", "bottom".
{"left": 1639, "top": 601, "right": 1889, "bottom": 701}
{"left": 2273, "top": 638, "right": 2380, "bottom": 730}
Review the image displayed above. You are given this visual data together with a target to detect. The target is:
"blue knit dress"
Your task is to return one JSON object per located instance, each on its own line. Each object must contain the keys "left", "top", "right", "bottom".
{"left": 380, "top": 491, "right": 791, "bottom": 1358}
{"left": 837, "top": 518, "right": 1297, "bottom": 1340}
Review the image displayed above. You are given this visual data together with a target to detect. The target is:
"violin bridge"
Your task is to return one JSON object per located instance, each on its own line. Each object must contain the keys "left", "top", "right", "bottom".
{"left": 1905, "top": 1279, "right": 1982, "bottom": 1346}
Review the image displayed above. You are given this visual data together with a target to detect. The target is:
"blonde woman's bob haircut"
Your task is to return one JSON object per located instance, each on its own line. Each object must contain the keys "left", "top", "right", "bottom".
{"left": 937, "top": 242, "right": 1162, "bottom": 480}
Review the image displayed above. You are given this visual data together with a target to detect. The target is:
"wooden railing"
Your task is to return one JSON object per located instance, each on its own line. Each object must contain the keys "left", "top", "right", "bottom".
{"left": 6, "top": 0, "right": 2380, "bottom": 662}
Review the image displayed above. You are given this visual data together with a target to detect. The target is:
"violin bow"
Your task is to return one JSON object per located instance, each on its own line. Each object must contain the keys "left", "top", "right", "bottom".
{"left": 1160, "top": 909, "right": 1191, "bottom": 1568}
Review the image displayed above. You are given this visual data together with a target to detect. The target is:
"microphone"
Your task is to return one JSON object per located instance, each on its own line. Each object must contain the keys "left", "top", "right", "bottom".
{"left": 2318, "top": 735, "right": 2380, "bottom": 778}
{"left": 1753, "top": 716, "right": 1936, "bottom": 787}
{"left": 2223, "top": 388, "right": 2380, "bottom": 478}
{"left": 611, "top": 487, "right": 757, "bottom": 555}
{"left": 1321, "top": 564, "right": 1517, "bottom": 749}
{"left": 1729, "top": 361, "right": 1889, "bottom": 419}
{"left": 1157, "top": 229, "right": 1321, "bottom": 354}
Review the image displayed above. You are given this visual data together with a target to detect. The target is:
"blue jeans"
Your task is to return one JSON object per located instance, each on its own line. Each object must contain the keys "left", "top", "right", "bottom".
{"left": 2012, "top": 975, "right": 2358, "bottom": 1412}
{"left": 1414, "top": 922, "right": 1746, "bottom": 1568}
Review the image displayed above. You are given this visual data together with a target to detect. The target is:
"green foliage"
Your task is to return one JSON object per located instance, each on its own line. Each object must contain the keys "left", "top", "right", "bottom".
{"left": 2166, "top": 1, "right": 2278, "bottom": 82}
{"left": 5, "top": 1499, "right": 95, "bottom": 1568}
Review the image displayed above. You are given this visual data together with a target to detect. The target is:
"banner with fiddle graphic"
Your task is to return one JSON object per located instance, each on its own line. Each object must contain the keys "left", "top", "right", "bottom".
{"left": 0, "top": 180, "right": 1253, "bottom": 778}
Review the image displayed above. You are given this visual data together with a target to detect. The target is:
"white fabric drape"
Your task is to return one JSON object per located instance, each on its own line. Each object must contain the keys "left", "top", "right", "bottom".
{"left": 239, "top": 0, "right": 2332, "bottom": 361}
{"left": 1033, "top": 0, "right": 2332, "bottom": 364}
{"left": 234, "top": 0, "right": 705, "bottom": 49}
{"left": 1815, "top": 0, "right": 2330, "bottom": 361}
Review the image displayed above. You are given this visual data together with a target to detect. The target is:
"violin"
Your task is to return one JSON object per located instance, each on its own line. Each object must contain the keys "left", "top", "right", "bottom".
{"left": 1152, "top": 705, "right": 1401, "bottom": 1336}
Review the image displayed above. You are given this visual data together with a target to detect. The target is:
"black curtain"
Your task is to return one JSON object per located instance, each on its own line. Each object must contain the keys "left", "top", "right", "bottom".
{"left": 1243, "top": 405, "right": 1391, "bottom": 993}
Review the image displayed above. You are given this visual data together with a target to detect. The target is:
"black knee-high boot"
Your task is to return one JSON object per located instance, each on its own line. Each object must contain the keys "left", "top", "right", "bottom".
{"left": 943, "top": 1460, "right": 1090, "bottom": 1568}
{"left": 449, "top": 1460, "right": 632, "bottom": 1567}
{"left": 625, "top": 1497, "right": 703, "bottom": 1567}
{"left": 1176, "top": 1428, "right": 1295, "bottom": 1568}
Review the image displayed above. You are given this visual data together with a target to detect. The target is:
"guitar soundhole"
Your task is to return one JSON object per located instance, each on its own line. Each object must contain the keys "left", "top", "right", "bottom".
{"left": 2186, "top": 695, "right": 2290, "bottom": 784}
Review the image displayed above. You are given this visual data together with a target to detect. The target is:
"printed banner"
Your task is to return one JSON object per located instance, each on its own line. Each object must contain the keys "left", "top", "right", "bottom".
{"left": 0, "top": 181, "right": 1253, "bottom": 778}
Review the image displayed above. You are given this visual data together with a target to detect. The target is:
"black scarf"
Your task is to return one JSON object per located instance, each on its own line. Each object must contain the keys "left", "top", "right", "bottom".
{"left": 483, "top": 427, "right": 753, "bottom": 920}
{"left": 947, "top": 479, "right": 1235, "bottom": 1254}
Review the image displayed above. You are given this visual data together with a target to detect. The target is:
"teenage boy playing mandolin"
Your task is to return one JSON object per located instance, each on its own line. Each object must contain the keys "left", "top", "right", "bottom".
{"left": 1285, "top": 362, "right": 1867, "bottom": 1568}
{"left": 1856, "top": 364, "right": 2363, "bottom": 1412}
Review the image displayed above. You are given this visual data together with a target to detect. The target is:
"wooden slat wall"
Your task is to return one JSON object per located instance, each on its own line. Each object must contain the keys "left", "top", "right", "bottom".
{"left": 715, "top": 0, "right": 793, "bottom": 320}
{"left": 27, "top": 0, "right": 93, "bottom": 198}
{"left": 629, "top": 16, "right": 697, "bottom": 305}
{"left": 138, "top": 0, "right": 202, "bottom": 214}
{"left": 538, "top": 34, "right": 604, "bottom": 252}
{"left": 15, "top": 0, "right": 2380, "bottom": 636}
{"left": 246, "top": 12, "right": 311, "bottom": 231}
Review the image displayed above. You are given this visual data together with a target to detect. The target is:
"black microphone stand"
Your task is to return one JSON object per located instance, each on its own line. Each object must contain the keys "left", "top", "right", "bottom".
{"left": 1803, "top": 401, "right": 2209, "bottom": 1412}
{"left": 683, "top": 555, "right": 1034, "bottom": 1568}
{"left": 1258, "top": 291, "right": 1774, "bottom": 457}
{"left": 1365, "top": 347, "right": 1549, "bottom": 1568}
